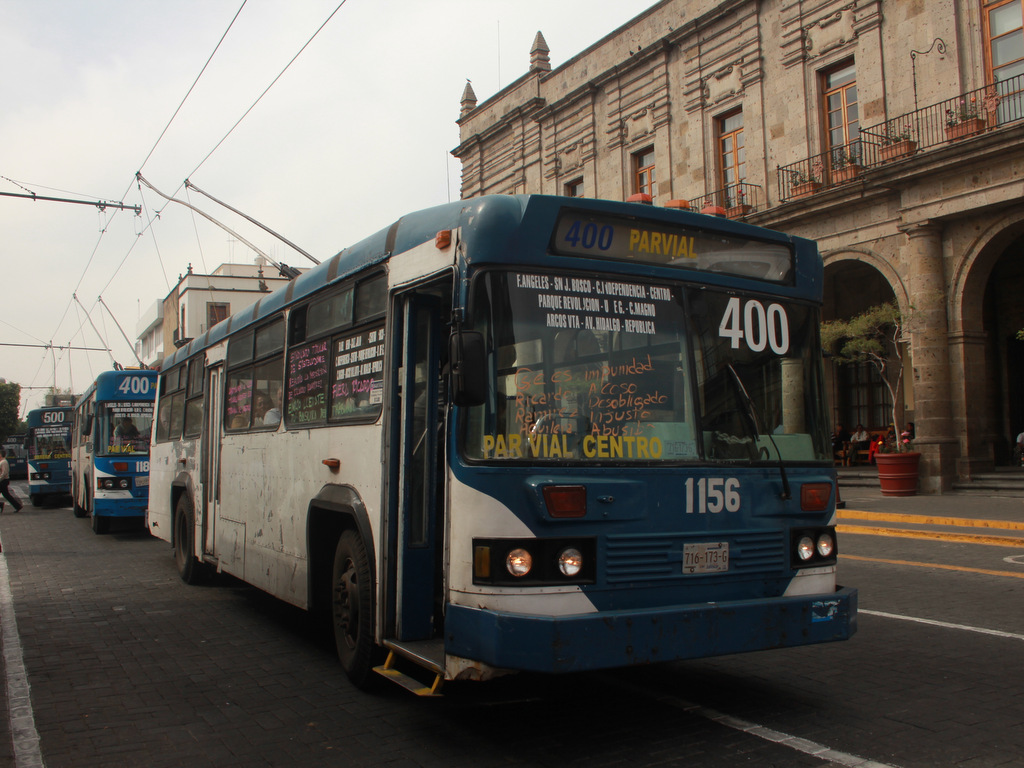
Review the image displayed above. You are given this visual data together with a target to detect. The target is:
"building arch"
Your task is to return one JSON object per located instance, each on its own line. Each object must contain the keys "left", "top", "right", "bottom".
{"left": 821, "top": 249, "right": 909, "bottom": 437}
{"left": 822, "top": 247, "right": 909, "bottom": 320}
{"left": 948, "top": 213, "right": 1024, "bottom": 468}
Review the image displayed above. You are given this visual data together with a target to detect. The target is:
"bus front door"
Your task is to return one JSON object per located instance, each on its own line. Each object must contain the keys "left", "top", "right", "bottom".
{"left": 388, "top": 290, "right": 445, "bottom": 642}
{"left": 201, "top": 363, "right": 223, "bottom": 556}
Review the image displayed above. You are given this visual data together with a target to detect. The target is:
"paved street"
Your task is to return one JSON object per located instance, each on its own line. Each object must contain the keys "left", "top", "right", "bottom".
{"left": 1, "top": 477, "right": 1022, "bottom": 768}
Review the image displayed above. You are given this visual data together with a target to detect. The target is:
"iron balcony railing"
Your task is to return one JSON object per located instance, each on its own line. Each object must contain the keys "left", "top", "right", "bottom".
{"left": 690, "top": 182, "right": 762, "bottom": 218}
{"left": 778, "top": 73, "right": 1024, "bottom": 202}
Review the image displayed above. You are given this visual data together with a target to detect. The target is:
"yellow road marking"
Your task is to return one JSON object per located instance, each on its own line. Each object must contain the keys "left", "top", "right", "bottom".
{"left": 837, "top": 524, "right": 1024, "bottom": 547}
{"left": 842, "top": 553, "right": 1024, "bottom": 579}
{"left": 840, "top": 509, "right": 1024, "bottom": 531}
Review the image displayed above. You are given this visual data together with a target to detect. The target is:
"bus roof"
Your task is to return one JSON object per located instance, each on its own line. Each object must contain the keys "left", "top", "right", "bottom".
{"left": 75, "top": 369, "right": 159, "bottom": 407}
{"left": 25, "top": 407, "right": 73, "bottom": 428}
{"left": 161, "top": 195, "right": 821, "bottom": 370}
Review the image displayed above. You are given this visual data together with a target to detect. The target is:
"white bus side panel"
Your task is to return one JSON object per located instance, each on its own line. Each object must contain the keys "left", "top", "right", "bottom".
{"left": 212, "top": 424, "right": 384, "bottom": 608}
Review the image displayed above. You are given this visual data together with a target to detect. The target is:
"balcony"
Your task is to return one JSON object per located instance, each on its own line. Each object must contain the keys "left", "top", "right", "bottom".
{"left": 778, "top": 74, "right": 1024, "bottom": 202}
{"left": 689, "top": 182, "right": 762, "bottom": 219}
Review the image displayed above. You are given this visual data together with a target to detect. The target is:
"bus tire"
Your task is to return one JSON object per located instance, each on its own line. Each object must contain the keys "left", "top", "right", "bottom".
{"left": 174, "top": 495, "right": 209, "bottom": 584}
{"left": 31, "top": 495, "right": 42, "bottom": 507}
{"left": 332, "top": 530, "right": 375, "bottom": 689}
{"left": 92, "top": 512, "right": 108, "bottom": 534}
{"left": 74, "top": 486, "right": 89, "bottom": 518}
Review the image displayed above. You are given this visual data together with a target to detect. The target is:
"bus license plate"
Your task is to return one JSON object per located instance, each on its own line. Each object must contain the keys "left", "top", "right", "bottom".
{"left": 683, "top": 542, "right": 729, "bottom": 574}
{"left": 136, "top": 476, "right": 149, "bottom": 487}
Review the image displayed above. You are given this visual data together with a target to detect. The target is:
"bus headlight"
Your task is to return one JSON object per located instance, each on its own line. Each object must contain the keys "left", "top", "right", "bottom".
{"left": 791, "top": 527, "right": 838, "bottom": 568}
{"left": 473, "top": 538, "right": 596, "bottom": 586}
{"left": 119, "top": 478, "right": 130, "bottom": 489}
{"left": 558, "top": 547, "right": 583, "bottom": 577}
{"left": 506, "top": 549, "right": 533, "bottom": 577}
{"left": 796, "top": 536, "right": 815, "bottom": 561}
{"left": 816, "top": 533, "right": 835, "bottom": 558}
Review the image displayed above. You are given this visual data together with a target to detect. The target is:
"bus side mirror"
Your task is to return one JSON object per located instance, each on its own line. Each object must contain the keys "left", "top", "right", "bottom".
{"left": 449, "top": 330, "right": 486, "bottom": 407}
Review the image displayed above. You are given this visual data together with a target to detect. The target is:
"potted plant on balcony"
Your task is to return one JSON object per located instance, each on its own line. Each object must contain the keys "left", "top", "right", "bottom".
{"left": 945, "top": 96, "right": 986, "bottom": 141}
{"left": 831, "top": 147, "right": 863, "bottom": 184}
{"left": 879, "top": 123, "right": 917, "bottom": 162}
{"left": 726, "top": 188, "right": 752, "bottom": 218}
{"left": 821, "top": 301, "right": 920, "bottom": 496}
{"left": 790, "top": 169, "right": 821, "bottom": 199}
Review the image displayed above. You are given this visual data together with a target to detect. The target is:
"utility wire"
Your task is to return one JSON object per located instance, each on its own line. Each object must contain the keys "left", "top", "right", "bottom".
{"left": 186, "top": 0, "right": 349, "bottom": 179}
{"left": 130, "top": 1, "right": 249, "bottom": 194}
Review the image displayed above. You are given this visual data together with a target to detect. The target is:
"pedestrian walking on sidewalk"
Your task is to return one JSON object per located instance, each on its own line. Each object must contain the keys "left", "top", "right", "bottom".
{"left": 0, "top": 455, "right": 24, "bottom": 512}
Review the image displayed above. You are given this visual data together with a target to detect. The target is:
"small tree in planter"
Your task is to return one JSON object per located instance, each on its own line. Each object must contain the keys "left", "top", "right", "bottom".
{"left": 821, "top": 302, "right": 918, "bottom": 493}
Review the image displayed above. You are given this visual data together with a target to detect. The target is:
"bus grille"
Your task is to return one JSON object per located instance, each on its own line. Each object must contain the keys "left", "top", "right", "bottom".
{"left": 604, "top": 530, "right": 785, "bottom": 583}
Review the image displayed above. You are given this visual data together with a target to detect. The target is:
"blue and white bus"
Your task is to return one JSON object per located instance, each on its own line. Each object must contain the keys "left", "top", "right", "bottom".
{"left": 2, "top": 434, "right": 28, "bottom": 479}
{"left": 149, "top": 194, "right": 856, "bottom": 693}
{"left": 72, "top": 369, "right": 157, "bottom": 533}
{"left": 26, "top": 407, "right": 73, "bottom": 506}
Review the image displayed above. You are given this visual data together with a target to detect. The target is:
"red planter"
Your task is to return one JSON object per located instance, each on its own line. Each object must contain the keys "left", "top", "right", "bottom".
{"left": 831, "top": 165, "right": 862, "bottom": 184}
{"left": 791, "top": 181, "right": 821, "bottom": 199}
{"left": 880, "top": 140, "right": 917, "bottom": 162}
{"left": 875, "top": 452, "right": 921, "bottom": 496}
{"left": 945, "top": 118, "right": 986, "bottom": 141}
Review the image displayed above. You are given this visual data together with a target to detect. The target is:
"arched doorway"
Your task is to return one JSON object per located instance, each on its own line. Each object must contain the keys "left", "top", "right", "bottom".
{"left": 822, "top": 257, "right": 905, "bottom": 436}
{"left": 956, "top": 225, "right": 1024, "bottom": 468}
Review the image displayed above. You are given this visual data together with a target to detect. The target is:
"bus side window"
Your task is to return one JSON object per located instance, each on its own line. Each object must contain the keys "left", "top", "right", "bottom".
{"left": 183, "top": 357, "right": 205, "bottom": 437}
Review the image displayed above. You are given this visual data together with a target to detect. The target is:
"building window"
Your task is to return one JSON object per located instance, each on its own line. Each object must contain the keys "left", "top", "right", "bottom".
{"left": 985, "top": 0, "right": 1024, "bottom": 83}
{"left": 717, "top": 111, "right": 745, "bottom": 205}
{"left": 837, "top": 361, "right": 890, "bottom": 432}
{"left": 632, "top": 147, "right": 656, "bottom": 197}
{"left": 207, "top": 302, "right": 229, "bottom": 332}
{"left": 822, "top": 62, "right": 859, "bottom": 163}
{"left": 564, "top": 178, "right": 584, "bottom": 197}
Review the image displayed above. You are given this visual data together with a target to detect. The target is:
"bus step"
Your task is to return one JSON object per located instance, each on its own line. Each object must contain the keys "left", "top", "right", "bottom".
{"left": 372, "top": 639, "right": 445, "bottom": 696}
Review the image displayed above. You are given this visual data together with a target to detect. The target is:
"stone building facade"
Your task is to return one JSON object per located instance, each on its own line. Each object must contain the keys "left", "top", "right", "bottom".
{"left": 453, "top": 0, "right": 1024, "bottom": 493}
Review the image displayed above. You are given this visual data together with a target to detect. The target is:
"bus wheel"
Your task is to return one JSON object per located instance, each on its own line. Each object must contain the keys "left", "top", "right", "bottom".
{"left": 332, "top": 530, "right": 375, "bottom": 688}
{"left": 74, "top": 487, "right": 90, "bottom": 519}
{"left": 31, "top": 495, "right": 42, "bottom": 507}
{"left": 92, "top": 512, "right": 108, "bottom": 535}
{"left": 174, "top": 495, "right": 209, "bottom": 584}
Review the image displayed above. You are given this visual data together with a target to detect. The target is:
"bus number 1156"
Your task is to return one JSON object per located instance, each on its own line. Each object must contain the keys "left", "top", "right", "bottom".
{"left": 685, "top": 477, "right": 741, "bottom": 514}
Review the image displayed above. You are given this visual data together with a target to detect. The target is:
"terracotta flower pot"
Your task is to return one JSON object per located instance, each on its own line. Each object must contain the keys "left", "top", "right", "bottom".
{"left": 880, "top": 139, "right": 917, "bottom": 162}
{"left": 945, "top": 118, "right": 986, "bottom": 141}
{"left": 791, "top": 181, "right": 821, "bottom": 199}
{"left": 875, "top": 451, "right": 921, "bottom": 496}
{"left": 726, "top": 203, "right": 752, "bottom": 218}
{"left": 831, "top": 165, "right": 862, "bottom": 184}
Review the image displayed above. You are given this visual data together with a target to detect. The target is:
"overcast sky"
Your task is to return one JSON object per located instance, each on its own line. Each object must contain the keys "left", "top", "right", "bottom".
{"left": 0, "top": 0, "right": 657, "bottom": 415}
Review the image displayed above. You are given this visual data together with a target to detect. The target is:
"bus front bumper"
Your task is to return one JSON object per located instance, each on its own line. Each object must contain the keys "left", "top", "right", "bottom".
{"left": 93, "top": 498, "right": 148, "bottom": 517}
{"left": 444, "top": 586, "right": 857, "bottom": 674}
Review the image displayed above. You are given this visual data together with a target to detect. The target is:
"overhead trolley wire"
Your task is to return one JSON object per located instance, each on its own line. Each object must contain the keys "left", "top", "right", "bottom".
{"left": 129, "top": 0, "right": 249, "bottom": 195}
{"left": 185, "top": 0, "right": 350, "bottom": 180}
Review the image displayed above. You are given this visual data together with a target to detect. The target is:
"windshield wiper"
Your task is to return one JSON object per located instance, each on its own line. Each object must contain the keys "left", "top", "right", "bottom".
{"left": 726, "top": 364, "right": 791, "bottom": 501}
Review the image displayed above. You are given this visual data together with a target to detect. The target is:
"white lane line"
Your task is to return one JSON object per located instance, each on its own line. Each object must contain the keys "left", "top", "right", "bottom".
{"left": 860, "top": 608, "right": 1024, "bottom": 641}
{"left": 0, "top": 530, "right": 46, "bottom": 768}
{"left": 668, "top": 699, "right": 899, "bottom": 768}
{"left": 610, "top": 676, "right": 900, "bottom": 768}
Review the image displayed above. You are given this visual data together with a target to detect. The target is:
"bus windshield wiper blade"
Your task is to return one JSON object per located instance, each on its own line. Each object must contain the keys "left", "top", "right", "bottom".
{"left": 726, "top": 364, "right": 791, "bottom": 501}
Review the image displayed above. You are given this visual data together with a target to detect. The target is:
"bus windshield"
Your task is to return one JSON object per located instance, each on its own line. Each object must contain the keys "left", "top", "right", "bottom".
{"left": 463, "top": 270, "right": 830, "bottom": 464}
{"left": 686, "top": 288, "right": 831, "bottom": 463}
{"left": 28, "top": 425, "right": 71, "bottom": 459}
{"left": 98, "top": 401, "right": 154, "bottom": 456}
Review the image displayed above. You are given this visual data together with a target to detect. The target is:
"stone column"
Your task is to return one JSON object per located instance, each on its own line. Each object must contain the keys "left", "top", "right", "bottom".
{"left": 781, "top": 358, "right": 805, "bottom": 434}
{"left": 901, "top": 221, "right": 957, "bottom": 492}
